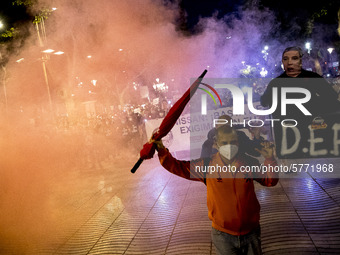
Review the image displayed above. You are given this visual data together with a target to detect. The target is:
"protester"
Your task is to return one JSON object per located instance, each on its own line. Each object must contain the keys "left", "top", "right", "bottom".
{"left": 152, "top": 122, "right": 279, "bottom": 255}
{"left": 260, "top": 46, "right": 340, "bottom": 158}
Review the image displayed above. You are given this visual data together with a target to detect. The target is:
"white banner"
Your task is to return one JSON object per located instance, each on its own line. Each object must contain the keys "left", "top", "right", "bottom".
{"left": 144, "top": 118, "right": 190, "bottom": 153}
{"left": 144, "top": 103, "right": 266, "bottom": 155}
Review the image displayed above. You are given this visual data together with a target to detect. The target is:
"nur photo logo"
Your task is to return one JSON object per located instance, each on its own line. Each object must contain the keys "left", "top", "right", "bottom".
{"left": 198, "top": 82, "right": 223, "bottom": 115}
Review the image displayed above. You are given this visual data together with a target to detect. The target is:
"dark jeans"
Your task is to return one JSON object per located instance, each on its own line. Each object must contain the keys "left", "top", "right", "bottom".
{"left": 211, "top": 226, "right": 262, "bottom": 255}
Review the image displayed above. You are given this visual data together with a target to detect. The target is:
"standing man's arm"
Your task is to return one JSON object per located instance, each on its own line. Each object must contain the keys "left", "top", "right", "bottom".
{"left": 153, "top": 139, "right": 205, "bottom": 183}
{"left": 253, "top": 141, "right": 279, "bottom": 187}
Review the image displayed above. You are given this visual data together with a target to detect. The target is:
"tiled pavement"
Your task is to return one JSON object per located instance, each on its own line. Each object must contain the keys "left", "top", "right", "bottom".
{"left": 2, "top": 156, "right": 340, "bottom": 255}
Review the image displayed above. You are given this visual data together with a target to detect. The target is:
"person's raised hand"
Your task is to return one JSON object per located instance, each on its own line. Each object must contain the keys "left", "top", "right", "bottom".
{"left": 255, "top": 141, "right": 274, "bottom": 159}
{"left": 149, "top": 137, "right": 165, "bottom": 151}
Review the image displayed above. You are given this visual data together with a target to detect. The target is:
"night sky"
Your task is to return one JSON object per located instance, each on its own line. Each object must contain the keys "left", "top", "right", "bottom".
{"left": 0, "top": 0, "right": 339, "bottom": 35}
{"left": 177, "top": 0, "right": 339, "bottom": 39}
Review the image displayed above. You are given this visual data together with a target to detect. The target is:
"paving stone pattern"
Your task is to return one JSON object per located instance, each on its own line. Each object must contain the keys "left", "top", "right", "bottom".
{"left": 3, "top": 157, "right": 340, "bottom": 255}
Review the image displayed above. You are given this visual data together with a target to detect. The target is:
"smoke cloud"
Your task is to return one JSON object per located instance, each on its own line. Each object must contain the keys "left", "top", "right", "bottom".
{"left": 0, "top": 0, "right": 315, "bottom": 253}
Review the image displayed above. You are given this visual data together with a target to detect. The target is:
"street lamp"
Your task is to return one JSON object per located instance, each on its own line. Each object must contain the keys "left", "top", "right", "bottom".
{"left": 305, "top": 42, "right": 311, "bottom": 54}
{"left": 327, "top": 48, "right": 334, "bottom": 54}
{"left": 0, "top": 21, "right": 8, "bottom": 114}
{"left": 39, "top": 48, "right": 64, "bottom": 112}
{"left": 42, "top": 49, "right": 55, "bottom": 53}
{"left": 327, "top": 47, "right": 335, "bottom": 76}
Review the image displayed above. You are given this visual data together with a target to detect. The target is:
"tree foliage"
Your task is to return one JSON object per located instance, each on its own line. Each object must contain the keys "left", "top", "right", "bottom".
{"left": 33, "top": 8, "right": 52, "bottom": 24}
{"left": 1, "top": 27, "right": 17, "bottom": 39}
{"left": 12, "top": 0, "right": 34, "bottom": 7}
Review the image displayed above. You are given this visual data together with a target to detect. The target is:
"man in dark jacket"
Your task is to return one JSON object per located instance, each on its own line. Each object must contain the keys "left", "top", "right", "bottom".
{"left": 260, "top": 46, "right": 340, "bottom": 158}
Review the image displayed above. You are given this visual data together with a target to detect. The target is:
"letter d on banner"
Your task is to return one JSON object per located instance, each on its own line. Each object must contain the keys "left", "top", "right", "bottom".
{"left": 281, "top": 126, "right": 301, "bottom": 156}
